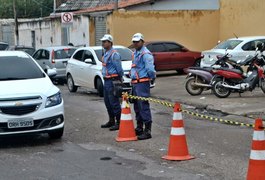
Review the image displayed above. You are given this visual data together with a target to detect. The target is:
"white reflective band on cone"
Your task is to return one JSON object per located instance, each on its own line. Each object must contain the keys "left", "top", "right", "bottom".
{"left": 253, "top": 131, "right": 265, "bottom": 141}
{"left": 121, "top": 113, "right": 132, "bottom": 121}
{"left": 250, "top": 150, "right": 265, "bottom": 160}
{"left": 121, "top": 100, "right": 127, "bottom": 108}
{"left": 171, "top": 127, "right": 185, "bottom": 135}
{"left": 173, "top": 112, "right": 182, "bottom": 120}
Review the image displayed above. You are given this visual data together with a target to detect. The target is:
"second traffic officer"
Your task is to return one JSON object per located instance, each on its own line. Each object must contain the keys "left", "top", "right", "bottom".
{"left": 130, "top": 33, "right": 156, "bottom": 140}
{"left": 100, "top": 34, "right": 124, "bottom": 131}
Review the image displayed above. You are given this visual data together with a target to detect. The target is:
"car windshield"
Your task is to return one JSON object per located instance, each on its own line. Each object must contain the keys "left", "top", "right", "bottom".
{"left": 0, "top": 55, "right": 45, "bottom": 81}
{"left": 214, "top": 40, "right": 243, "bottom": 50}
{"left": 95, "top": 48, "right": 132, "bottom": 61}
{"left": 0, "top": 43, "right": 8, "bottom": 50}
{"left": 54, "top": 48, "right": 76, "bottom": 59}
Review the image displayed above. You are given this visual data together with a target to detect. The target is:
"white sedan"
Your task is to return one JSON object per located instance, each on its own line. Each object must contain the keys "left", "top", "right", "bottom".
{"left": 200, "top": 36, "right": 265, "bottom": 67}
{"left": 0, "top": 51, "right": 64, "bottom": 138}
{"left": 66, "top": 45, "right": 133, "bottom": 97}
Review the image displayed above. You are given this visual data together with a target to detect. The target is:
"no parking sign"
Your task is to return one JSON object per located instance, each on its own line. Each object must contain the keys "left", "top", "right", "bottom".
{"left": 61, "top": 12, "right": 73, "bottom": 24}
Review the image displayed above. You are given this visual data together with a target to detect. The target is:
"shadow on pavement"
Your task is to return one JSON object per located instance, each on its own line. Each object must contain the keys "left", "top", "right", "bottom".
{"left": 0, "top": 134, "right": 62, "bottom": 149}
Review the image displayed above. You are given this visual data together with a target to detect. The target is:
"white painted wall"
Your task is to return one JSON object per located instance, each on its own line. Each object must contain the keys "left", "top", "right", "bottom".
{"left": 18, "top": 15, "right": 90, "bottom": 49}
{"left": 69, "top": 15, "right": 89, "bottom": 47}
{"left": 127, "top": 0, "right": 220, "bottom": 11}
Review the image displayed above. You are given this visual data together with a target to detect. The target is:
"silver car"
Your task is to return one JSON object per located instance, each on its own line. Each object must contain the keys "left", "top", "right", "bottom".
{"left": 32, "top": 46, "right": 77, "bottom": 83}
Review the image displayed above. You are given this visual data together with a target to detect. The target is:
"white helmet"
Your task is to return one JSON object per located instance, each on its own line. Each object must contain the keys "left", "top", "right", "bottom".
{"left": 100, "top": 34, "right": 113, "bottom": 42}
{"left": 132, "top": 33, "right": 144, "bottom": 42}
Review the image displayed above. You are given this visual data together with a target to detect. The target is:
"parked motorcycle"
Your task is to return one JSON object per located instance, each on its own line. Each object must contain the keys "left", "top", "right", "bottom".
{"left": 184, "top": 53, "right": 243, "bottom": 96}
{"left": 211, "top": 44, "right": 265, "bottom": 98}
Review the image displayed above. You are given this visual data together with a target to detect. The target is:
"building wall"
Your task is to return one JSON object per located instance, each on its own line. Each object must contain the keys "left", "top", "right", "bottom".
{"left": 19, "top": 19, "right": 56, "bottom": 48}
{"left": 69, "top": 15, "right": 89, "bottom": 47}
{"left": 0, "top": 19, "right": 15, "bottom": 46}
{"left": 219, "top": 0, "right": 265, "bottom": 41}
{"left": 128, "top": 0, "right": 219, "bottom": 11}
{"left": 18, "top": 15, "right": 89, "bottom": 49}
{"left": 108, "top": 10, "right": 220, "bottom": 51}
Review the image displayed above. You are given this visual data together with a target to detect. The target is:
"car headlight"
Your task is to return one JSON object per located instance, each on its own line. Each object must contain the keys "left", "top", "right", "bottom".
{"left": 45, "top": 92, "right": 62, "bottom": 108}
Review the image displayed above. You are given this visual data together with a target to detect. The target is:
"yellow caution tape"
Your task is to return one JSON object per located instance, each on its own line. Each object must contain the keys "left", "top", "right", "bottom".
{"left": 124, "top": 93, "right": 255, "bottom": 129}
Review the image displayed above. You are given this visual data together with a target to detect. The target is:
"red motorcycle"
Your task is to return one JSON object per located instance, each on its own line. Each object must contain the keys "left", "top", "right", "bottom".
{"left": 211, "top": 45, "right": 265, "bottom": 98}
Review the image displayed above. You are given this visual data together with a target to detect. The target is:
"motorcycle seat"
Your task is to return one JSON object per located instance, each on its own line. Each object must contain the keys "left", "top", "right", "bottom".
{"left": 188, "top": 67, "right": 213, "bottom": 72}
{"left": 217, "top": 67, "right": 243, "bottom": 74}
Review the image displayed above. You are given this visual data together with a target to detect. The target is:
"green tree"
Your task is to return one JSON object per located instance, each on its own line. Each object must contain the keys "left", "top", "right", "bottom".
{"left": 0, "top": 0, "right": 54, "bottom": 18}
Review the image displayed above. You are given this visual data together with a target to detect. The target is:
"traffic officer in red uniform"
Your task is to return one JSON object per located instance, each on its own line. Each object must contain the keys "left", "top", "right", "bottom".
{"left": 100, "top": 34, "right": 124, "bottom": 131}
{"left": 130, "top": 33, "right": 156, "bottom": 140}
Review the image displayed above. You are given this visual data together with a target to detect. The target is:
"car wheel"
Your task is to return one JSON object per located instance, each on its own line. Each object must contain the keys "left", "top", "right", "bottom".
{"left": 96, "top": 78, "right": 104, "bottom": 97}
{"left": 194, "top": 59, "right": 201, "bottom": 67}
{"left": 67, "top": 74, "right": 78, "bottom": 92}
{"left": 48, "top": 127, "right": 64, "bottom": 139}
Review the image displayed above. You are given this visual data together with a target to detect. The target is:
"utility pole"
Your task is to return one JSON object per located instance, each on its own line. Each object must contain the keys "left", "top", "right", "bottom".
{"left": 114, "top": 0, "right": 118, "bottom": 10}
{"left": 13, "top": 0, "right": 19, "bottom": 45}
{"left": 53, "top": 0, "right": 56, "bottom": 13}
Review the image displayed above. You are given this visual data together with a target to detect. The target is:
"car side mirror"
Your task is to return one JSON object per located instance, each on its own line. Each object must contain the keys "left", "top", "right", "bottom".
{"left": 47, "top": 68, "right": 57, "bottom": 78}
{"left": 181, "top": 47, "right": 188, "bottom": 52}
{"left": 85, "top": 58, "right": 93, "bottom": 64}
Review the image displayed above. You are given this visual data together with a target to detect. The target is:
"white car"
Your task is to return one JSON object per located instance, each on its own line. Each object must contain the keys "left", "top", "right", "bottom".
{"left": 200, "top": 36, "right": 265, "bottom": 67}
{"left": 0, "top": 51, "right": 64, "bottom": 138}
{"left": 66, "top": 45, "right": 154, "bottom": 97}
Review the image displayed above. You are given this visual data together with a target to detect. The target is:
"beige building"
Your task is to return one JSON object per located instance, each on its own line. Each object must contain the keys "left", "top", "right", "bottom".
{"left": 219, "top": 0, "right": 265, "bottom": 41}
{"left": 107, "top": 10, "right": 220, "bottom": 51}
{"left": 13, "top": 0, "right": 265, "bottom": 51}
{"left": 80, "top": 0, "right": 265, "bottom": 51}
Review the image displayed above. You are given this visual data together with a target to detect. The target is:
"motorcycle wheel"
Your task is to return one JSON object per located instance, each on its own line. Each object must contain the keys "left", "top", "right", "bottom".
{"left": 261, "top": 78, "right": 265, "bottom": 93}
{"left": 185, "top": 76, "right": 204, "bottom": 96}
{"left": 212, "top": 79, "right": 231, "bottom": 98}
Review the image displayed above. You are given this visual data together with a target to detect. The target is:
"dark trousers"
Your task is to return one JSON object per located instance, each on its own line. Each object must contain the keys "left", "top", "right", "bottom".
{"left": 103, "top": 79, "right": 121, "bottom": 121}
{"left": 132, "top": 82, "right": 152, "bottom": 123}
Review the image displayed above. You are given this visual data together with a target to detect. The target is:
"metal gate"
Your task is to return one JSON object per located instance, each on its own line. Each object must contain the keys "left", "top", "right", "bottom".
{"left": 95, "top": 16, "right": 106, "bottom": 46}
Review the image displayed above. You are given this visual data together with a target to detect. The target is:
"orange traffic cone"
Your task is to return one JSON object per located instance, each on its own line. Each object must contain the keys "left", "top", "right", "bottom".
{"left": 247, "top": 118, "right": 265, "bottom": 180}
{"left": 116, "top": 96, "right": 137, "bottom": 142}
{"left": 162, "top": 103, "right": 194, "bottom": 161}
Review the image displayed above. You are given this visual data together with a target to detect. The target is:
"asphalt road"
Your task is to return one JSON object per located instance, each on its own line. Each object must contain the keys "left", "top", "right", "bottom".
{"left": 0, "top": 72, "right": 256, "bottom": 180}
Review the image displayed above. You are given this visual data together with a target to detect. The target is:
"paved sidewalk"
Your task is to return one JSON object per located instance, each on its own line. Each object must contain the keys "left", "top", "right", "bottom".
{"left": 151, "top": 71, "right": 265, "bottom": 119}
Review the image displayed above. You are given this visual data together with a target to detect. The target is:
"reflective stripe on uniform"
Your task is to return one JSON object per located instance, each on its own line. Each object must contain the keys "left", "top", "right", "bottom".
{"left": 131, "top": 78, "right": 150, "bottom": 84}
{"left": 103, "top": 50, "right": 117, "bottom": 77}
{"left": 131, "top": 51, "right": 152, "bottom": 81}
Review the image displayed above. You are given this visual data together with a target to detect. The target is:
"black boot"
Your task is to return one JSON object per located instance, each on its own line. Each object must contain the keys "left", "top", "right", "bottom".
{"left": 109, "top": 118, "right": 120, "bottom": 131}
{"left": 138, "top": 122, "right": 152, "bottom": 140}
{"left": 101, "top": 117, "right": 115, "bottom": 128}
{"left": 135, "top": 121, "right": 143, "bottom": 136}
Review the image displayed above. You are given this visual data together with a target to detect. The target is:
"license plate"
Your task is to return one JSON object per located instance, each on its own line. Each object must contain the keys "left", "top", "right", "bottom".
{"left": 8, "top": 119, "right": 34, "bottom": 129}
